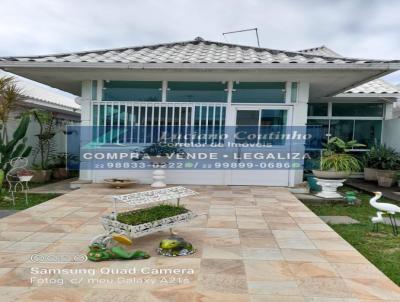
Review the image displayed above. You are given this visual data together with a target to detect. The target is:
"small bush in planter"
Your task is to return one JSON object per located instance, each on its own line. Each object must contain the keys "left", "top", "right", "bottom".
{"left": 133, "top": 142, "right": 186, "bottom": 163}
{"left": 117, "top": 204, "right": 189, "bottom": 226}
{"left": 142, "top": 143, "right": 185, "bottom": 157}
{"left": 312, "top": 137, "right": 364, "bottom": 179}
{"left": 364, "top": 145, "right": 400, "bottom": 187}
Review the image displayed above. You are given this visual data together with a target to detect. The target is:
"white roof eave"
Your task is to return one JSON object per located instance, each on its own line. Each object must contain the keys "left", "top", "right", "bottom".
{"left": 1, "top": 61, "right": 400, "bottom": 70}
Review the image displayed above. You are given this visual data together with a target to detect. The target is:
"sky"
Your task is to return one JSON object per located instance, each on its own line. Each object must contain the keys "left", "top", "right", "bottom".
{"left": 0, "top": 0, "right": 399, "bottom": 85}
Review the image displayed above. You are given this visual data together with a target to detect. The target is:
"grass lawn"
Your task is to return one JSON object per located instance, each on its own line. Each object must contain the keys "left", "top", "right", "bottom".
{"left": 303, "top": 186, "right": 400, "bottom": 285}
{"left": 0, "top": 190, "right": 60, "bottom": 210}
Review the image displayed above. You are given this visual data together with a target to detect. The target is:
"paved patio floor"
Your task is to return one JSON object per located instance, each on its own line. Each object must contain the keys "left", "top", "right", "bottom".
{"left": 0, "top": 185, "right": 399, "bottom": 301}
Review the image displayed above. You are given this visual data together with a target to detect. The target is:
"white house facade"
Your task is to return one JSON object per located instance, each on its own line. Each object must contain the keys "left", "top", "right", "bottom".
{"left": 0, "top": 38, "right": 399, "bottom": 186}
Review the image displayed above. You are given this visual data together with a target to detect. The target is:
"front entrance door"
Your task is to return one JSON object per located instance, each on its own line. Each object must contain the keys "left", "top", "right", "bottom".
{"left": 228, "top": 106, "right": 293, "bottom": 186}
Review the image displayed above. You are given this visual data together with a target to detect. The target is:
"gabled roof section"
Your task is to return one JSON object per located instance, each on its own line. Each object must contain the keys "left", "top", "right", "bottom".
{"left": 0, "top": 70, "right": 80, "bottom": 111}
{"left": 299, "top": 46, "right": 400, "bottom": 96}
{"left": 298, "top": 46, "right": 343, "bottom": 57}
{"left": 1, "top": 37, "right": 398, "bottom": 66}
{"left": 345, "top": 78, "right": 399, "bottom": 95}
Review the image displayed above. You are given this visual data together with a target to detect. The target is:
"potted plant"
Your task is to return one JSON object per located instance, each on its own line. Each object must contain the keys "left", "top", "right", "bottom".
{"left": 50, "top": 153, "right": 73, "bottom": 179}
{"left": 142, "top": 142, "right": 185, "bottom": 164}
{"left": 312, "top": 137, "right": 364, "bottom": 179}
{"left": 369, "top": 145, "right": 400, "bottom": 187}
{"left": 396, "top": 172, "right": 400, "bottom": 188}
{"left": 17, "top": 170, "right": 34, "bottom": 182}
{"left": 137, "top": 143, "right": 185, "bottom": 188}
{"left": 363, "top": 146, "right": 380, "bottom": 181}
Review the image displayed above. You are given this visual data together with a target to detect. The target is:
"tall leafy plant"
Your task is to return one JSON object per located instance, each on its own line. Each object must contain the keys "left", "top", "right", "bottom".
{"left": 0, "top": 115, "right": 32, "bottom": 173}
{"left": 29, "top": 109, "right": 57, "bottom": 170}
{"left": 0, "top": 76, "right": 23, "bottom": 143}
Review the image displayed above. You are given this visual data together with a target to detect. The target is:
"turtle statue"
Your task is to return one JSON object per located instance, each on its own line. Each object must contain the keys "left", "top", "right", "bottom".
{"left": 157, "top": 235, "right": 195, "bottom": 257}
{"left": 87, "top": 233, "right": 150, "bottom": 261}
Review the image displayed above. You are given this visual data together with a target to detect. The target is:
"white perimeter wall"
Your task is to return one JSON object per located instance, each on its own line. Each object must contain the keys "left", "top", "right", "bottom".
{"left": 383, "top": 118, "right": 400, "bottom": 152}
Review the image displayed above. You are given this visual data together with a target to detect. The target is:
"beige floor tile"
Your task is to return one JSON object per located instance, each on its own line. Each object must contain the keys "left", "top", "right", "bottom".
{"left": 239, "top": 229, "right": 272, "bottom": 238}
{"left": 311, "top": 239, "right": 353, "bottom": 251}
{"left": 275, "top": 238, "right": 316, "bottom": 250}
{"left": 207, "top": 219, "right": 238, "bottom": 229}
{"left": 298, "top": 278, "right": 353, "bottom": 298}
{"left": 237, "top": 221, "right": 269, "bottom": 229}
{"left": 299, "top": 224, "right": 333, "bottom": 232}
{"left": 304, "top": 231, "right": 342, "bottom": 240}
{"left": 2, "top": 241, "right": 50, "bottom": 253}
{"left": 0, "top": 232, "right": 33, "bottom": 241}
{"left": 21, "top": 232, "right": 66, "bottom": 243}
{"left": 202, "top": 244, "right": 243, "bottom": 259}
{"left": 242, "top": 248, "right": 284, "bottom": 261}
{"left": 344, "top": 278, "right": 400, "bottom": 300}
{"left": 320, "top": 250, "right": 369, "bottom": 264}
{"left": 288, "top": 262, "right": 339, "bottom": 279}
{"left": 281, "top": 249, "right": 327, "bottom": 263}
{"left": 199, "top": 259, "right": 247, "bottom": 294}
{"left": 240, "top": 236, "right": 278, "bottom": 248}
{"left": 269, "top": 222, "right": 301, "bottom": 231}
{"left": 251, "top": 295, "right": 305, "bottom": 302}
{"left": 245, "top": 260, "right": 294, "bottom": 281}
{"left": 332, "top": 263, "right": 387, "bottom": 279}
{"left": 247, "top": 280, "right": 300, "bottom": 295}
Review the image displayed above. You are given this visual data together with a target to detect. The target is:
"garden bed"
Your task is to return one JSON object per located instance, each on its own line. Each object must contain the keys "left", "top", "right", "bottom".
{"left": 302, "top": 185, "right": 400, "bottom": 286}
{"left": 0, "top": 192, "right": 60, "bottom": 210}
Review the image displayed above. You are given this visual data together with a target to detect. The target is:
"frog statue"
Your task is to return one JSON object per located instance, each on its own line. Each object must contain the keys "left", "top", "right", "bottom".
{"left": 87, "top": 242, "right": 150, "bottom": 261}
{"left": 157, "top": 235, "right": 195, "bottom": 257}
{"left": 87, "top": 234, "right": 150, "bottom": 262}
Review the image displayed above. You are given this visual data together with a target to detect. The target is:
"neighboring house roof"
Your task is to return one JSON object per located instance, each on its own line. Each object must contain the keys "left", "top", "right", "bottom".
{"left": 0, "top": 37, "right": 398, "bottom": 66}
{"left": 0, "top": 70, "right": 80, "bottom": 112}
{"left": 345, "top": 78, "right": 399, "bottom": 94}
{"left": 297, "top": 46, "right": 342, "bottom": 57}
{"left": 298, "top": 46, "right": 400, "bottom": 96}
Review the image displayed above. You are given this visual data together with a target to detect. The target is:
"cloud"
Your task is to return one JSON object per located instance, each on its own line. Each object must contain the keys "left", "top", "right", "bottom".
{"left": 0, "top": 0, "right": 399, "bottom": 84}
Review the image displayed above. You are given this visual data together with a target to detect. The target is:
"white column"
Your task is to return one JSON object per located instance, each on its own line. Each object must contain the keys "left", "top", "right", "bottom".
{"left": 78, "top": 80, "right": 94, "bottom": 181}
{"left": 289, "top": 82, "right": 309, "bottom": 186}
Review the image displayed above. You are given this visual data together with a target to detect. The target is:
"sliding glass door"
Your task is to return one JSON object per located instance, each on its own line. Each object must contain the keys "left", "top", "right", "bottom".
{"left": 229, "top": 106, "right": 293, "bottom": 186}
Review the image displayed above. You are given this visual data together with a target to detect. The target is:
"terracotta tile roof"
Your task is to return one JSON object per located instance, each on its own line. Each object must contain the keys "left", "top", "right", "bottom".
{"left": 1, "top": 37, "right": 398, "bottom": 65}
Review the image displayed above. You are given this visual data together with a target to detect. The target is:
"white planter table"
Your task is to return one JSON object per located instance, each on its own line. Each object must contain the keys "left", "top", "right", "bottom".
{"left": 101, "top": 186, "right": 198, "bottom": 238}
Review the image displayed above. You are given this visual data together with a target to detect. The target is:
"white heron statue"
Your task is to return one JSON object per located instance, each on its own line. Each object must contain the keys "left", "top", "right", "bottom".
{"left": 371, "top": 211, "right": 384, "bottom": 232}
{"left": 370, "top": 192, "right": 400, "bottom": 235}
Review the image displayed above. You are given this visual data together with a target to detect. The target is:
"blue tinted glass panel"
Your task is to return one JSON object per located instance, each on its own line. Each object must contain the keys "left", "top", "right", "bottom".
{"left": 103, "top": 81, "right": 162, "bottom": 102}
{"left": 332, "top": 103, "right": 383, "bottom": 117}
{"left": 306, "top": 119, "right": 329, "bottom": 148}
{"left": 354, "top": 120, "right": 382, "bottom": 148}
{"left": 232, "top": 82, "right": 285, "bottom": 103}
{"left": 92, "top": 80, "right": 97, "bottom": 100}
{"left": 308, "top": 103, "right": 328, "bottom": 116}
{"left": 330, "top": 119, "right": 354, "bottom": 142}
{"left": 291, "top": 82, "right": 298, "bottom": 103}
{"left": 167, "top": 82, "right": 227, "bottom": 102}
